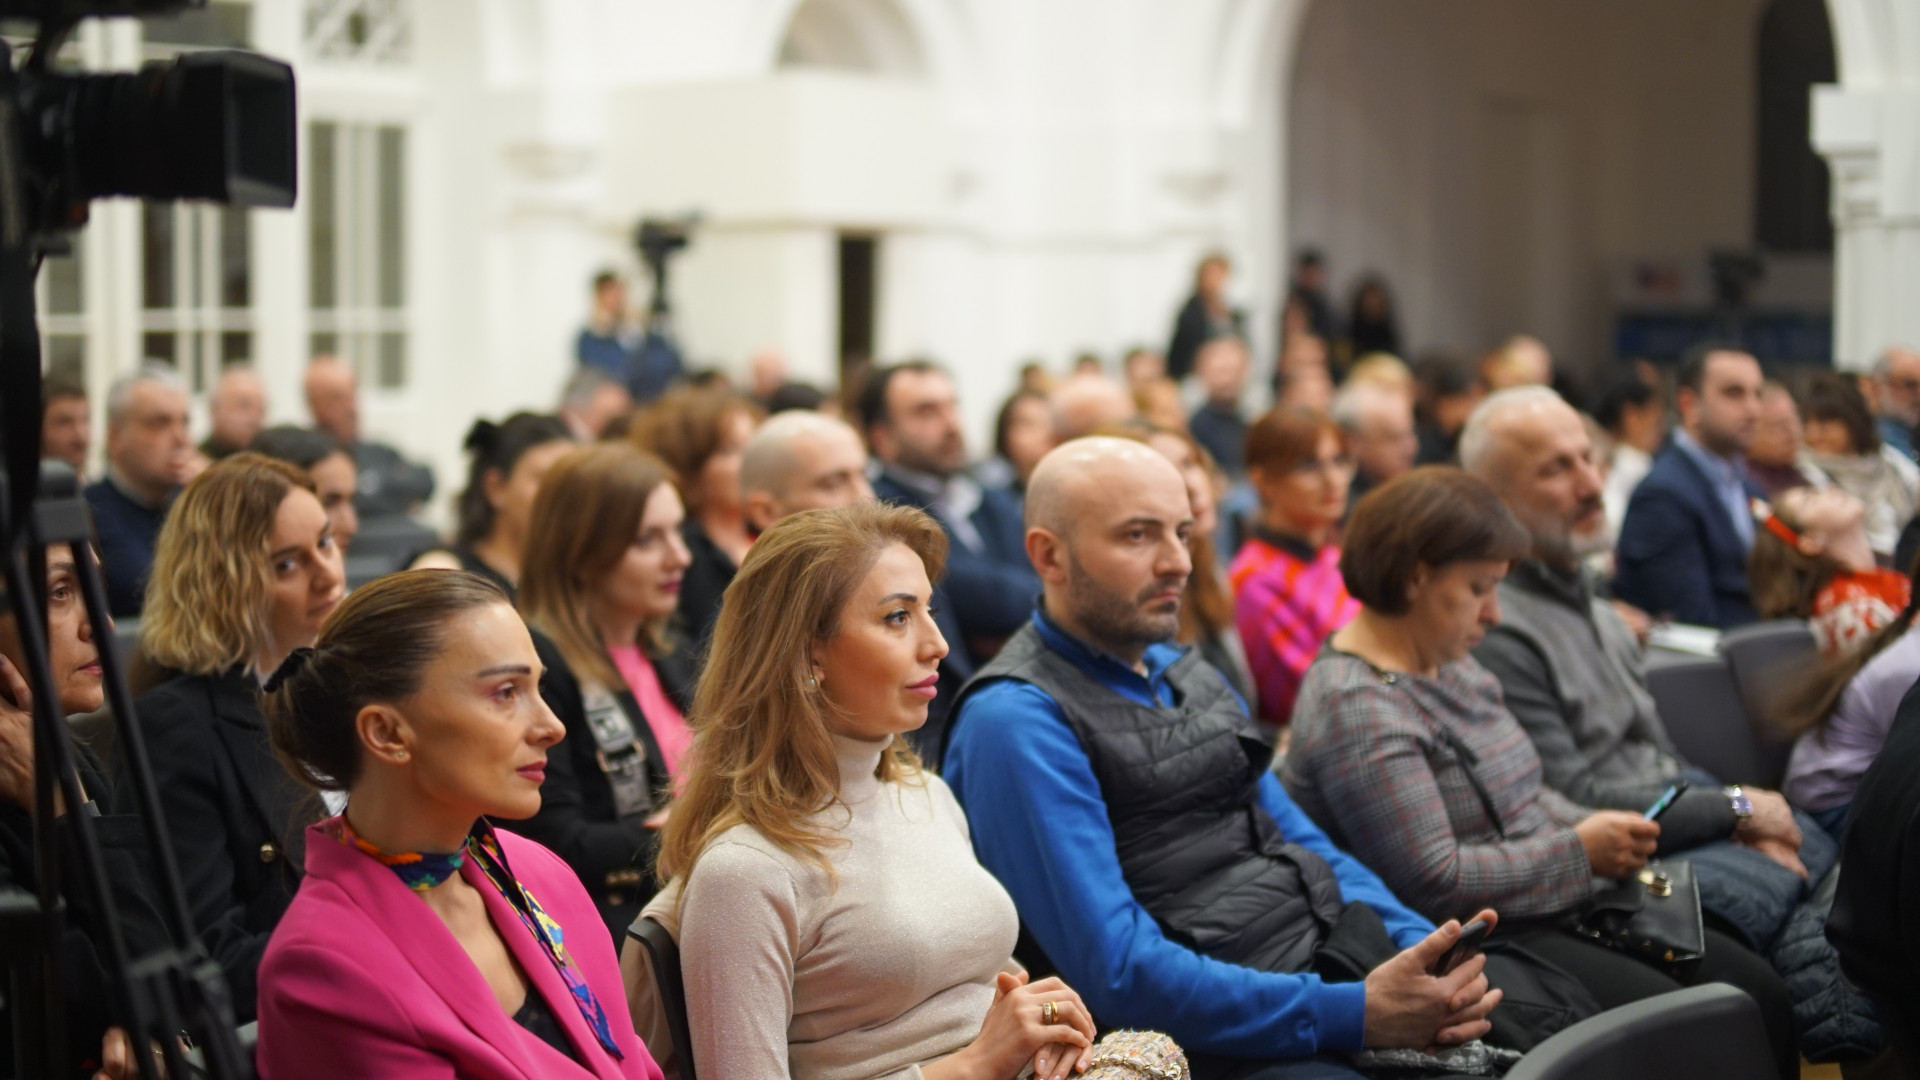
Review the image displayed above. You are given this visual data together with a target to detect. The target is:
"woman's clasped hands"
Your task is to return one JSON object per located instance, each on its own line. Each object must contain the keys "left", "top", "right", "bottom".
{"left": 928, "top": 970, "right": 1097, "bottom": 1080}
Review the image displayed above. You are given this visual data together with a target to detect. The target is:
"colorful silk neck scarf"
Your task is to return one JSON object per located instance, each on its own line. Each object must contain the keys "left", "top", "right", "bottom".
{"left": 329, "top": 816, "right": 624, "bottom": 1060}
{"left": 467, "top": 822, "right": 625, "bottom": 1060}
{"left": 334, "top": 816, "right": 466, "bottom": 893}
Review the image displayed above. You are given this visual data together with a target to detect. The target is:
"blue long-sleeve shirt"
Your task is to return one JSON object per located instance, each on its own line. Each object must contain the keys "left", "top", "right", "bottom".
{"left": 943, "top": 611, "right": 1432, "bottom": 1060}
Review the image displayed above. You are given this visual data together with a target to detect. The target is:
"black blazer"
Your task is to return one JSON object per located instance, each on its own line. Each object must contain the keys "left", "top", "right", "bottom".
{"left": 1613, "top": 442, "right": 1762, "bottom": 629}
{"left": 1, "top": 744, "right": 169, "bottom": 1077}
{"left": 506, "top": 628, "right": 694, "bottom": 941}
{"left": 110, "top": 668, "right": 311, "bottom": 1022}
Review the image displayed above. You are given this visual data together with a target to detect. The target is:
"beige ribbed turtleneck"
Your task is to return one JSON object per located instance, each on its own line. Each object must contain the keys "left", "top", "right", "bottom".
{"left": 643, "top": 733, "right": 1020, "bottom": 1080}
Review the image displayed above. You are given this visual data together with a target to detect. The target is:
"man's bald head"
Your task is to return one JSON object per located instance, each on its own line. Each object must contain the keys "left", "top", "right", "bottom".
{"left": 1049, "top": 375, "right": 1138, "bottom": 443}
{"left": 740, "top": 410, "right": 873, "bottom": 531}
{"left": 1025, "top": 437, "right": 1194, "bottom": 663}
{"left": 1458, "top": 386, "right": 1607, "bottom": 568}
{"left": 208, "top": 366, "right": 266, "bottom": 453}
{"left": 1458, "top": 385, "right": 1572, "bottom": 483}
{"left": 304, "top": 356, "right": 359, "bottom": 443}
{"left": 1027, "top": 436, "right": 1184, "bottom": 538}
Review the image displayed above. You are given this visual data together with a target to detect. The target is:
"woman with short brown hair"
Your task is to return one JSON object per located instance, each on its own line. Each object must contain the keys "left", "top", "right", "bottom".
{"left": 1228, "top": 406, "right": 1359, "bottom": 731}
{"left": 1285, "top": 467, "right": 1797, "bottom": 1077}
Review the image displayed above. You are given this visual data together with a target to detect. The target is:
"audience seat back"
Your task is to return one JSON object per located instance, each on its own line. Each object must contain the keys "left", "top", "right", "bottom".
{"left": 624, "top": 916, "right": 695, "bottom": 1080}
{"left": 1717, "top": 619, "right": 1817, "bottom": 788}
{"left": 342, "top": 516, "right": 440, "bottom": 588}
{"left": 1644, "top": 653, "right": 1771, "bottom": 787}
{"left": 1502, "top": 984, "right": 1768, "bottom": 1080}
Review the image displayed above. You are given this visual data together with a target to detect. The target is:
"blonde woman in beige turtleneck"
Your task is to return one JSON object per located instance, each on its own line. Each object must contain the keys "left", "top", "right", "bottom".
{"left": 633, "top": 503, "right": 1097, "bottom": 1080}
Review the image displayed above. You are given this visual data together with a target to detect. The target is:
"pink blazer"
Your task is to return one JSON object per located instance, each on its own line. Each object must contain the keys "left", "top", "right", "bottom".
{"left": 256, "top": 819, "right": 664, "bottom": 1080}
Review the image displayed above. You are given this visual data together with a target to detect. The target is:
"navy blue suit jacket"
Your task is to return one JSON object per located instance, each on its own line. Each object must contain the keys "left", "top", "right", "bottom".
{"left": 872, "top": 470, "right": 1038, "bottom": 642}
{"left": 1613, "top": 442, "right": 1760, "bottom": 629}
{"left": 83, "top": 479, "right": 169, "bottom": 617}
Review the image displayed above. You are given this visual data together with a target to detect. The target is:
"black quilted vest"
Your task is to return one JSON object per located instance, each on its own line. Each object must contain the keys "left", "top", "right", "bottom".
{"left": 950, "top": 622, "right": 1346, "bottom": 973}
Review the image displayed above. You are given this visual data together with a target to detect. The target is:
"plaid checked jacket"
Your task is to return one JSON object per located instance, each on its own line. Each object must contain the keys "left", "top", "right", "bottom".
{"left": 1281, "top": 648, "right": 1598, "bottom": 922}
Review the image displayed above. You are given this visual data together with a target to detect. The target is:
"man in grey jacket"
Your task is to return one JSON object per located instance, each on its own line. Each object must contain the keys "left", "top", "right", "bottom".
{"left": 1458, "top": 387, "right": 1833, "bottom": 943}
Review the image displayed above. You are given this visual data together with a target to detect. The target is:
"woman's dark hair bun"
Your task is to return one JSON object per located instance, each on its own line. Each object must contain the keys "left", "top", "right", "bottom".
{"left": 263, "top": 570, "right": 511, "bottom": 794}
{"left": 463, "top": 418, "right": 501, "bottom": 455}
{"left": 264, "top": 646, "right": 316, "bottom": 693}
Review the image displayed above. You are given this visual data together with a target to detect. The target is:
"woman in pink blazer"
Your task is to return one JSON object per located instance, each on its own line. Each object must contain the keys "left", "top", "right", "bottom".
{"left": 253, "top": 569, "right": 664, "bottom": 1080}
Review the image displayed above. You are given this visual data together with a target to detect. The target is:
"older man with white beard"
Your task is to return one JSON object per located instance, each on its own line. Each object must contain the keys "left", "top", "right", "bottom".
{"left": 1458, "top": 387, "right": 1841, "bottom": 954}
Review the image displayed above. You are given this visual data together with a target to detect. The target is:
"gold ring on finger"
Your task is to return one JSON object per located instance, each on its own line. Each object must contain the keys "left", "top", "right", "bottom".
{"left": 1042, "top": 1001, "right": 1059, "bottom": 1026}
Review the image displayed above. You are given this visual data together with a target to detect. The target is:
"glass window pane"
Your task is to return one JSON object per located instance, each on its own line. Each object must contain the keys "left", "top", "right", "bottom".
{"left": 142, "top": 332, "right": 175, "bottom": 367}
{"left": 309, "top": 122, "right": 337, "bottom": 310}
{"left": 45, "top": 335, "right": 84, "bottom": 375}
{"left": 377, "top": 332, "right": 406, "bottom": 388}
{"left": 377, "top": 126, "right": 405, "bottom": 308}
{"left": 221, "top": 207, "right": 250, "bottom": 308}
{"left": 142, "top": 2, "right": 250, "bottom": 47}
{"left": 311, "top": 331, "right": 338, "bottom": 359}
{"left": 44, "top": 245, "right": 81, "bottom": 315}
{"left": 221, "top": 332, "right": 251, "bottom": 366}
{"left": 142, "top": 202, "right": 173, "bottom": 309}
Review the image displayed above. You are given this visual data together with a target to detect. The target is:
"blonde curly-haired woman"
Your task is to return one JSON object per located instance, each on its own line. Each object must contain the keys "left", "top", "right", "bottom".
{"left": 113, "top": 451, "right": 345, "bottom": 1022}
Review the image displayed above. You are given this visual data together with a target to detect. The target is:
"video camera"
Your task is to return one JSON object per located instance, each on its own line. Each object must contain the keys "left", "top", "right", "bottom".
{"left": 0, "top": 3, "right": 294, "bottom": 1077}
{"left": 1, "top": 0, "right": 295, "bottom": 522}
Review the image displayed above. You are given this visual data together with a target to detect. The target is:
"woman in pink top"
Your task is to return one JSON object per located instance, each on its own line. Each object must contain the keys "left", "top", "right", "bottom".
{"left": 1229, "top": 406, "right": 1362, "bottom": 733}
{"left": 256, "top": 570, "right": 664, "bottom": 1080}
{"left": 511, "top": 443, "right": 697, "bottom": 939}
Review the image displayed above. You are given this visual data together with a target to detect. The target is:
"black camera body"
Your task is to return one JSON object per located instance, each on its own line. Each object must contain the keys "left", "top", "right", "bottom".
{"left": 1, "top": 0, "right": 296, "bottom": 247}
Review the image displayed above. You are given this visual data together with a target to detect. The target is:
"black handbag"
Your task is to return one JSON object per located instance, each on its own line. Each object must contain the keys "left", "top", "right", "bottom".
{"left": 1567, "top": 860, "right": 1707, "bottom": 979}
{"left": 1421, "top": 718, "right": 1710, "bottom": 984}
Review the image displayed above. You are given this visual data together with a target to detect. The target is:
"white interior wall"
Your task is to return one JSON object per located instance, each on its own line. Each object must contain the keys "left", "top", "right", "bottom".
{"left": 1287, "top": 0, "right": 1769, "bottom": 379}
{"left": 80, "top": 0, "right": 1911, "bottom": 503}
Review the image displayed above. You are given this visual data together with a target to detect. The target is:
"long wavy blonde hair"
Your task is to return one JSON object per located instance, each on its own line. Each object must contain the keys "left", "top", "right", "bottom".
{"left": 140, "top": 453, "right": 313, "bottom": 676}
{"left": 657, "top": 501, "right": 948, "bottom": 884}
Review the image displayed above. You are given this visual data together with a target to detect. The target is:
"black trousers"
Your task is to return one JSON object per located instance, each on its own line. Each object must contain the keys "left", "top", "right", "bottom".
{"left": 1509, "top": 926, "right": 1797, "bottom": 1080}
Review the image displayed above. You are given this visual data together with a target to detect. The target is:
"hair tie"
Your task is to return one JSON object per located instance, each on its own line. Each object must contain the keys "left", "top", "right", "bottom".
{"left": 265, "top": 646, "right": 317, "bottom": 693}
{"left": 1751, "top": 497, "right": 1804, "bottom": 549}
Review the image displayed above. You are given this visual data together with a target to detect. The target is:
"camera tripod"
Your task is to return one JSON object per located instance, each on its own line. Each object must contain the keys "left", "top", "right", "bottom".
{"left": 0, "top": 6, "right": 294, "bottom": 1076}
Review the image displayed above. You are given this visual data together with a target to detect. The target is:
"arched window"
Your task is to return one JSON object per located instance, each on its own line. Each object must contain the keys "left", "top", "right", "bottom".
{"left": 1756, "top": 0, "right": 1837, "bottom": 252}
{"left": 777, "top": 0, "right": 925, "bottom": 79}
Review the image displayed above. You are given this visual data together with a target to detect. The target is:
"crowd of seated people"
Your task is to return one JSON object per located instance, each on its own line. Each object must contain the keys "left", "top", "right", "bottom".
{"left": 19, "top": 254, "right": 1920, "bottom": 1079}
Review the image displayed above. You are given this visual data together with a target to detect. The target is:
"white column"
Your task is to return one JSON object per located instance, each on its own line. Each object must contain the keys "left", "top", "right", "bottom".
{"left": 1814, "top": 85, "right": 1920, "bottom": 369}
{"left": 1814, "top": 0, "right": 1920, "bottom": 371}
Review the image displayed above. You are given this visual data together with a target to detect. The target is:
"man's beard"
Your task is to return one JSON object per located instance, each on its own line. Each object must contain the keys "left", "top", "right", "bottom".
{"left": 897, "top": 434, "right": 967, "bottom": 479}
{"left": 1064, "top": 552, "right": 1185, "bottom": 654}
{"left": 1525, "top": 498, "right": 1610, "bottom": 568}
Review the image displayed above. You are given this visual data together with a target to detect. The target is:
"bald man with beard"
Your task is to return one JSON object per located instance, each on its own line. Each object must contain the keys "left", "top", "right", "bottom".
{"left": 944, "top": 438, "right": 1512, "bottom": 1078}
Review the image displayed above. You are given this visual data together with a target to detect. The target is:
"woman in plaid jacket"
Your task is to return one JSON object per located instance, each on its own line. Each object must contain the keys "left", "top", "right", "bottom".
{"left": 1281, "top": 467, "right": 1799, "bottom": 1080}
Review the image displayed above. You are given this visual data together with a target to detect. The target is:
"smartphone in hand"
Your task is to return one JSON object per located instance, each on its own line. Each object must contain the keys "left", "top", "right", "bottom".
{"left": 1643, "top": 781, "right": 1689, "bottom": 822}
{"left": 1429, "top": 918, "right": 1492, "bottom": 977}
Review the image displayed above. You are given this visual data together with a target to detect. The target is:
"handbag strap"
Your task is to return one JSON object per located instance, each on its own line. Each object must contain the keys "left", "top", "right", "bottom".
{"left": 1433, "top": 725, "right": 1509, "bottom": 841}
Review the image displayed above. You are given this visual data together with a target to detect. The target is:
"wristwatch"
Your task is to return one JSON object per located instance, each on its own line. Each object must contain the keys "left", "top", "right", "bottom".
{"left": 1725, "top": 784, "right": 1754, "bottom": 830}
